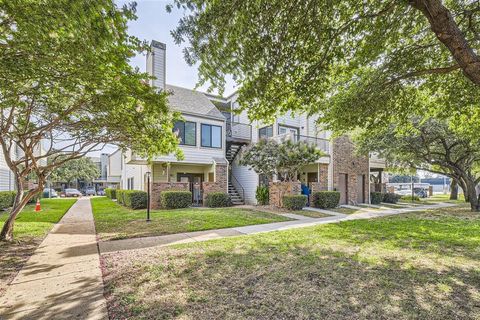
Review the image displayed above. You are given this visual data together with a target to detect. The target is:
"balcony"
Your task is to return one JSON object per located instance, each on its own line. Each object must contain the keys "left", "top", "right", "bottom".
{"left": 274, "top": 133, "right": 330, "bottom": 154}
{"left": 226, "top": 121, "right": 252, "bottom": 142}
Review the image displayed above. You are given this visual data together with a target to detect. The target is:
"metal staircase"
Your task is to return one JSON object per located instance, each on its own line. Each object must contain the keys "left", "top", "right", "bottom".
{"left": 228, "top": 181, "right": 244, "bottom": 205}
{"left": 226, "top": 143, "right": 242, "bottom": 162}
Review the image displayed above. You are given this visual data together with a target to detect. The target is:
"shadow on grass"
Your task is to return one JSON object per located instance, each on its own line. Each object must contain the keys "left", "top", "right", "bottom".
{"left": 101, "top": 208, "right": 480, "bottom": 319}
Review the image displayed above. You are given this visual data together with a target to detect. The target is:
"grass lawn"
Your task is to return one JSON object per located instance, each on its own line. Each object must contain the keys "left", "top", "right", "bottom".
{"left": 92, "top": 197, "right": 291, "bottom": 241}
{"left": 0, "top": 198, "right": 76, "bottom": 297}
{"left": 102, "top": 204, "right": 480, "bottom": 319}
{"left": 294, "top": 209, "right": 332, "bottom": 218}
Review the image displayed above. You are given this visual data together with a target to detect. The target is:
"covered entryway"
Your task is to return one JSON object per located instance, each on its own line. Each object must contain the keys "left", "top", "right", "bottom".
{"left": 177, "top": 173, "right": 204, "bottom": 204}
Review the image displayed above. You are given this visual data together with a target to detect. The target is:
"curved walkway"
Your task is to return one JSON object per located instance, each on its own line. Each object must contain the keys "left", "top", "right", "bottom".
{"left": 0, "top": 198, "right": 108, "bottom": 320}
{"left": 99, "top": 202, "right": 454, "bottom": 254}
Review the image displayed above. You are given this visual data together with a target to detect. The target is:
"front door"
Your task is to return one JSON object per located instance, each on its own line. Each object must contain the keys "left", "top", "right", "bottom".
{"left": 356, "top": 174, "right": 365, "bottom": 203}
{"left": 339, "top": 173, "right": 348, "bottom": 204}
{"left": 177, "top": 173, "right": 204, "bottom": 204}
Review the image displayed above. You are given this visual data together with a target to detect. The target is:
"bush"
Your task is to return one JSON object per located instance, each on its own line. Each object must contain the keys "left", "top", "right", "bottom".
{"left": 401, "top": 194, "right": 420, "bottom": 201}
{"left": 205, "top": 192, "right": 232, "bottom": 208}
{"left": 105, "top": 188, "right": 116, "bottom": 200}
{"left": 0, "top": 191, "right": 16, "bottom": 210}
{"left": 311, "top": 191, "right": 340, "bottom": 209}
{"left": 255, "top": 186, "right": 269, "bottom": 205}
{"left": 123, "top": 190, "right": 147, "bottom": 209}
{"left": 383, "top": 192, "right": 402, "bottom": 204}
{"left": 160, "top": 191, "right": 192, "bottom": 209}
{"left": 370, "top": 192, "right": 384, "bottom": 204}
{"left": 282, "top": 195, "right": 307, "bottom": 210}
{"left": 116, "top": 190, "right": 125, "bottom": 205}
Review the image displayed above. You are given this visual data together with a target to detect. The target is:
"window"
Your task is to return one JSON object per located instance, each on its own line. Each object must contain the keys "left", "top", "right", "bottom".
{"left": 127, "top": 177, "right": 134, "bottom": 190}
{"left": 258, "top": 126, "right": 273, "bottom": 139}
{"left": 173, "top": 121, "right": 196, "bottom": 146}
{"left": 201, "top": 124, "right": 222, "bottom": 148}
{"left": 278, "top": 124, "right": 299, "bottom": 141}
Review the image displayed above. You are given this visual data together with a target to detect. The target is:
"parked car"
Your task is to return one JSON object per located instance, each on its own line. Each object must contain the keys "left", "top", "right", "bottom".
{"left": 84, "top": 187, "right": 96, "bottom": 196}
{"left": 65, "top": 188, "right": 82, "bottom": 197}
{"left": 96, "top": 188, "right": 105, "bottom": 196}
{"left": 42, "top": 188, "right": 58, "bottom": 198}
{"left": 414, "top": 188, "right": 428, "bottom": 198}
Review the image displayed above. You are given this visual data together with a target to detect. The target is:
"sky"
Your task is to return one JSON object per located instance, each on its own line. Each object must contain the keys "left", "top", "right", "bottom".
{"left": 94, "top": 0, "right": 237, "bottom": 156}
{"left": 118, "top": 0, "right": 237, "bottom": 95}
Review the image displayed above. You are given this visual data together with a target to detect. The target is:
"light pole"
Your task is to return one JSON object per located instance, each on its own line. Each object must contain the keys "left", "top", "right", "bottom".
{"left": 146, "top": 171, "right": 151, "bottom": 222}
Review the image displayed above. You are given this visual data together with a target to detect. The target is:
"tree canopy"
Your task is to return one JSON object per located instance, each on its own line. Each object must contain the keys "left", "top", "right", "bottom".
{"left": 169, "top": 0, "right": 480, "bottom": 134}
{"left": 240, "top": 139, "right": 324, "bottom": 181}
{"left": 49, "top": 157, "right": 100, "bottom": 185}
{"left": 355, "top": 118, "right": 480, "bottom": 211}
{"left": 0, "top": 0, "right": 180, "bottom": 241}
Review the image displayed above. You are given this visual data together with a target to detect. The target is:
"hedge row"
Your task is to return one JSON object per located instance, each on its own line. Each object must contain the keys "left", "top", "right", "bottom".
{"left": 160, "top": 191, "right": 192, "bottom": 209}
{"left": 0, "top": 191, "right": 16, "bottom": 210}
{"left": 105, "top": 188, "right": 116, "bottom": 200}
{"left": 116, "top": 189, "right": 147, "bottom": 209}
{"left": 205, "top": 192, "right": 232, "bottom": 208}
{"left": 401, "top": 195, "right": 420, "bottom": 201}
{"left": 370, "top": 192, "right": 384, "bottom": 204}
{"left": 282, "top": 195, "right": 307, "bottom": 210}
{"left": 371, "top": 192, "right": 403, "bottom": 204}
{"left": 312, "top": 191, "right": 340, "bottom": 209}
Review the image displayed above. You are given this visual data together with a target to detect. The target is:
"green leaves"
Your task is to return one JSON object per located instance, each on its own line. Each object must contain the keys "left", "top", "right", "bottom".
{"left": 170, "top": 0, "right": 480, "bottom": 137}
{"left": 240, "top": 138, "right": 324, "bottom": 181}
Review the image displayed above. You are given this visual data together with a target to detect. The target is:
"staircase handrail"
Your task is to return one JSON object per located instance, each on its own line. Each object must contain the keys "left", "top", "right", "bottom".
{"left": 230, "top": 173, "right": 245, "bottom": 203}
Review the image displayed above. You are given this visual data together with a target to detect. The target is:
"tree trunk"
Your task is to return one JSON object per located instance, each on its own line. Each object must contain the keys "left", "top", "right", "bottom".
{"left": 450, "top": 178, "right": 458, "bottom": 200}
{"left": 410, "top": 0, "right": 480, "bottom": 86}
{"left": 465, "top": 180, "right": 480, "bottom": 212}
{"left": 0, "top": 177, "right": 41, "bottom": 241}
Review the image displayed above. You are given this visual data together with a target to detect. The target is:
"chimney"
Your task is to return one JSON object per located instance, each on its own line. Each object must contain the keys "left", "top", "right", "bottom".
{"left": 146, "top": 40, "right": 166, "bottom": 90}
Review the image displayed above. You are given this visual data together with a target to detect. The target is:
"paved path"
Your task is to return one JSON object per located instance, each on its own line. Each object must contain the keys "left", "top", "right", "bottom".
{"left": 0, "top": 198, "right": 108, "bottom": 320}
{"left": 99, "top": 202, "right": 455, "bottom": 254}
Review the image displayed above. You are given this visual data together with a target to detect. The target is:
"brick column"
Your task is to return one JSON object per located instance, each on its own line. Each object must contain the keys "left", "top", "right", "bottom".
{"left": 202, "top": 162, "right": 228, "bottom": 204}
{"left": 151, "top": 182, "right": 189, "bottom": 209}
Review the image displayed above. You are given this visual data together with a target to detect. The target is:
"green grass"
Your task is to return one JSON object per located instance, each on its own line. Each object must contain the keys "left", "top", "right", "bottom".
{"left": 0, "top": 198, "right": 77, "bottom": 239}
{"left": 0, "top": 198, "right": 76, "bottom": 297}
{"left": 292, "top": 210, "right": 332, "bottom": 218}
{"left": 102, "top": 204, "right": 480, "bottom": 319}
{"left": 92, "top": 197, "right": 291, "bottom": 241}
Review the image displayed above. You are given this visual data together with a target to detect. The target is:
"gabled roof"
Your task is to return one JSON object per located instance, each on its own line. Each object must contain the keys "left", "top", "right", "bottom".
{"left": 165, "top": 84, "right": 225, "bottom": 120}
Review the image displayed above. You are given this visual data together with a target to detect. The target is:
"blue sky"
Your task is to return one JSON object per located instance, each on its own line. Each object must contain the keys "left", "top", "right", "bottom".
{"left": 118, "top": 0, "right": 237, "bottom": 95}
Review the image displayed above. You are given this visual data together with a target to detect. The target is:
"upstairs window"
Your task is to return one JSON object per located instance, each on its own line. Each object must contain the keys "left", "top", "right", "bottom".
{"left": 174, "top": 121, "right": 196, "bottom": 146}
{"left": 258, "top": 126, "right": 273, "bottom": 139}
{"left": 201, "top": 124, "right": 222, "bottom": 148}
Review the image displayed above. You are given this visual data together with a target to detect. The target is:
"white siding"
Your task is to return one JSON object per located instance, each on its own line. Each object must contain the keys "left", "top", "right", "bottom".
{"left": 153, "top": 114, "right": 226, "bottom": 165}
{"left": 232, "top": 153, "right": 259, "bottom": 204}
{"left": 0, "top": 152, "right": 14, "bottom": 191}
{"left": 120, "top": 152, "right": 148, "bottom": 191}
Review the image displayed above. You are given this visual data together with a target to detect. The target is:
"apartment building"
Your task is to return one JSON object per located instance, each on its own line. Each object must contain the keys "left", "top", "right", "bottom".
{"left": 115, "top": 39, "right": 386, "bottom": 207}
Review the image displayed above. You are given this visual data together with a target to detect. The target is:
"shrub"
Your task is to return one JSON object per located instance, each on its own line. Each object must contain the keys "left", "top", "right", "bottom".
{"left": 105, "top": 188, "right": 116, "bottom": 200}
{"left": 116, "top": 190, "right": 125, "bottom": 205}
{"left": 312, "top": 191, "right": 340, "bottom": 209}
{"left": 160, "top": 191, "right": 192, "bottom": 209}
{"left": 282, "top": 195, "right": 307, "bottom": 210}
{"left": 370, "top": 192, "right": 384, "bottom": 204}
{"left": 255, "top": 186, "right": 269, "bottom": 205}
{"left": 383, "top": 192, "right": 402, "bottom": 204}
{"left": 205, "top": 192, "right": 232, "bottom": 208}
{"left": 401, "top": 194, "right": 420, "bottom": 201}
{"left": 0, "top": 191, "right": 16, "bottom": 210}
{"left": 123, "top": 190, "right": 147, "bottom": 209}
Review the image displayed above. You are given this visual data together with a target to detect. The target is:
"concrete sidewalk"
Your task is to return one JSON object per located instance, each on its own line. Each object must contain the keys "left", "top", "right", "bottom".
{"left": 0, "top": 198, "right": 108, "bottom": 320}
{"left": 99, "top": 202, "right": 454, "bottom": 254}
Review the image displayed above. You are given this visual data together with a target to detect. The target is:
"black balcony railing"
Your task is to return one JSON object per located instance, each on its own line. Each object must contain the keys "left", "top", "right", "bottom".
{"left": 226, "top": 121, "right": 252, "bottom": 141}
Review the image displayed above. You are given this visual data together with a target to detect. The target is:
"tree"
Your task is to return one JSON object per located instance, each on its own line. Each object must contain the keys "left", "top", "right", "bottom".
{"left": 355, "top": 118, "right": 480, "bottom": 211}
{"left": 169, "top": 0, "right": 480, "bottom": 135}
{"left": 49, "top": 157, "right": 100, "bottom": 187}
{"left": 240, "top": 139, "right": 324, "bottom": 181}
{"left": 0, "top": 1, "right": 181, "bottom": 241}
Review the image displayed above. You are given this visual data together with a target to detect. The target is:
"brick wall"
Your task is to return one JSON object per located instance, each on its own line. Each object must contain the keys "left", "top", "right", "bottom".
{"left": 202, "top": 163, "right": 228, "bottom": 204}
{"left": 151, "top": 182, "right": 189, "bottom": 209}
{"left": 332, "top": 136, "right": 369, "bottom": 204}
{"left": 269, "top": 181, "right": 301, "bottom": 207}
{"left": 310, "top": 164, "right": 329, "bottom": 192}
